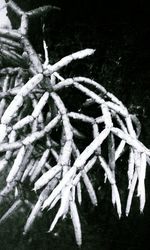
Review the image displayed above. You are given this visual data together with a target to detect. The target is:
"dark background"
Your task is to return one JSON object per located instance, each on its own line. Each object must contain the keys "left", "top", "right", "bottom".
{"left": 1, "top": 0, "right": 150, "bottom": 249}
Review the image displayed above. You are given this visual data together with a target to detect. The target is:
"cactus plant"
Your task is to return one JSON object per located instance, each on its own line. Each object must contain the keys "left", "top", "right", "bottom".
{"left": 0, "top": 1, "right": 150, "bottom": 246}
